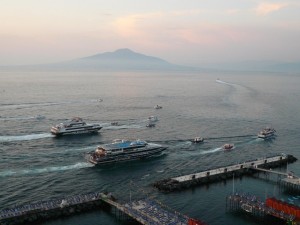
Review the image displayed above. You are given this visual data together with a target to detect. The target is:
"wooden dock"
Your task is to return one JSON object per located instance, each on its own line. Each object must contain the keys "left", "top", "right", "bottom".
{"left": 153, "top": 154, "right": 297, "bottom": 192}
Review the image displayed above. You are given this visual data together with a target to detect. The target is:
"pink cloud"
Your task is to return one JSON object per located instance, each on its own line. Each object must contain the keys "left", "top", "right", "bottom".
{"left": 255, "top": 2, "right": 288, "bottom": 15}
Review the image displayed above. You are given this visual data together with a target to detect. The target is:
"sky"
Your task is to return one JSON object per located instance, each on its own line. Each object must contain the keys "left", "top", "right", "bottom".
{"left": 1, "top": 0, "right": 300, "bottom": 66}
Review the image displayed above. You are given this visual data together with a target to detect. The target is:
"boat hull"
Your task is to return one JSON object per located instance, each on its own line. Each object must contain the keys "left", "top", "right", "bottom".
{"left": 257, "top": 133, "right": 275, "bottom": 139}
{"left": 87, "top": 146, "right": 166, "bottom": 165}
{"left": 51, "top": 127, "right": 102, "bottom": 136}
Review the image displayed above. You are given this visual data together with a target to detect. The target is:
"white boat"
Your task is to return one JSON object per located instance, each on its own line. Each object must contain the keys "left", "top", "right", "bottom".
{"left": 193, "top": 137, "right": 204, "bottom": 143}
{"left": 223, "top": 143, "right": 234, "bottom": 151}
{"left": 241, "top": 203, "right": 253, "bottom": 213}
{"left": 257, "top": 127, "right": 276, "bottom": 139}
{"left": 146, "top": 121, "right": 156, "bottom": 128}
{"left": 148, "top": 116, "right": 158, "bottom": 122}
{"left": 87, "top": 139, "right": 167, "bottom": 165}
{"left": 36, "top": 115, "right": 45, "bottom": 120}
{"left": 51, "top": 117, "right": 102, "bottom": 136}
{"left": 154, "top": 105, "right": 162, "bottom": 109}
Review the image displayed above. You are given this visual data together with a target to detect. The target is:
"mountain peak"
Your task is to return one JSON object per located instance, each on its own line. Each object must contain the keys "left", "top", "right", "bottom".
{"left": 114, "top": 48, "right": 134, "bottom": 53}
{"left": 81, "top": 48, "right": 168, "bottom": 63}
{"left": 43, "top": 48, "right": 190, "bottom": 71}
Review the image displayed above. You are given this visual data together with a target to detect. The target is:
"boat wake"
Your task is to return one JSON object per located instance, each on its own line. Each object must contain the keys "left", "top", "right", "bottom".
{"left": 216, "top": 79, "right": 235, "bottom": 86}
{"left": 200, "top": 147, "right": 222, "bottom": 155}
{"left": 0, "top": 162, "right": 94, "bottom": 177}
{"left": 141, "top": 174, "right": 150, "bottom": 180}
{"left": 0, "top": 99, "right": 100, "bottom": 111}
{"left": 0, "top": 133, "right": 53, "bottom": 142}
{"left": 102, "top": 124, "right": 142, "bottom": 130}
{"left": 0, "top": 116, "right": 44, "bottom": 121}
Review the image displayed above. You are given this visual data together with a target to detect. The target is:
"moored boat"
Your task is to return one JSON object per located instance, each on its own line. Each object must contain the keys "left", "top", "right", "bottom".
{"left": 87, "top": 139, "right": 167, "bottom": 165}
{"left": 257, "top": 127, "right": 276, "bottom": 139}
{"left": 51, "top": 117, "right": 102, "bottom": 136}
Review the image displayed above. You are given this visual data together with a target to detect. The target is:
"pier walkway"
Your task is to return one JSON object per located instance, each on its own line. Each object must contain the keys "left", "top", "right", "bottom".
{"left": 0, "top": 192, "right": 102, "bottom": 222}
{"left": 101, "top": 194, "right": 206, "bottom": 225}
{"left": 154, "top": 154, "right": 297, "bottom": 192}
{"left": 173, "top": 154, "right": 288, "bottom": 183}
{"left": 0, "top": 192, "right": 207, "bottom": 225}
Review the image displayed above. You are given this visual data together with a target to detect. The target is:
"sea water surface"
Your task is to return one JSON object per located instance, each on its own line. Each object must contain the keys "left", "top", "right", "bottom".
{"left": 0, "top": 70, "right": 300, "bottom": 225}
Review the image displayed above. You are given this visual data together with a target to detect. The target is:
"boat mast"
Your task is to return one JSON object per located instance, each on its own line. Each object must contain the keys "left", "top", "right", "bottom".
{"left": 232, "top": 173, "right": 235, "bottom": 195}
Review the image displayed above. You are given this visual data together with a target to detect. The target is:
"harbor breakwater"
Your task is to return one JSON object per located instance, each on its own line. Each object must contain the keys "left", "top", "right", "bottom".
{"left": 0, "top": 192, "right": 113, "bottom": 225}
{"left": 153, "top": 154, "right": 297, "bottom": 192}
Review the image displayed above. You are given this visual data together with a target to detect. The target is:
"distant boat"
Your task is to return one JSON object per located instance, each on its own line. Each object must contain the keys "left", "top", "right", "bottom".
{"left": 148, "top": 116, "right": 158, "bottom": 122}
{"left": 36, "top": 115, "right": 46, "bottom": 120}
{"left": 111, "top": 122, "right": 119, "bottom": 126}
{"left": 193, "top": 137, "right": 204, "bottom": 143}
{"left": 87, "top": 139, "right": 167, "bottom": 165}
{"left": 154, "top": 105, "right": 162, "bottom": 109}
{"left": 146, "top": 121, "right": 156, "bottom": 128}
{"left": 257, "top": 127, "right": 276, "bottom": 139}
{"left": 223, "top": 143, "right": 234, "bottom": 151}
{"left": 51, "top": 117, "right": 102, "bottom": 136}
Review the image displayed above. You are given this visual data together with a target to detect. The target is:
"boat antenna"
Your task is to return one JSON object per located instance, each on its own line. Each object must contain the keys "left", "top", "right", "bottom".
{"left": 129, "top": 180, "right": 132, "bottom": 202}
{"left": 232, "top": 173, "right": 235, "bottom": 195}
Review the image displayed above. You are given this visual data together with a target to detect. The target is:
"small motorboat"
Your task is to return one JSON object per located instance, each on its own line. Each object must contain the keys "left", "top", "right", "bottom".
{"left": 154, "top": 105, "right": 162, "bottom": 109}
{"left": 148, "top": 116, "right": 158, "bottom": 122}
{"left": 223, "top": 143, "right": 234, "bottom": 151}
{"left": 193, "top": 137, "right": 204, "bottom": 143}
{"left": 257, "top": 127, "right": 276, "bottom": 139}
{"left": 36, "top": 115, "right": 46, "bottom": 120}
{"left": 146, "top": 122, "right": 156, "bottom": 128}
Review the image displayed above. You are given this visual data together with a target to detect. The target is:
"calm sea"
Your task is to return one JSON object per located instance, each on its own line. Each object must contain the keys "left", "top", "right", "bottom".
{"left": 0, "top": 70, "right": 300, "bottom": 225}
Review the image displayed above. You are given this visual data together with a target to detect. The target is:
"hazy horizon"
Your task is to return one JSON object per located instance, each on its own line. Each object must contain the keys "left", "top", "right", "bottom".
{"left": 1, "top": 0, "right": 300, "bottom": 67}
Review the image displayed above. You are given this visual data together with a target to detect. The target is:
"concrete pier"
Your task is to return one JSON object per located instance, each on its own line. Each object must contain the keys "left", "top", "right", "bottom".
{"left": 0, "top": 192, "right": 207, "bottom": 225}
{"left": 153, "top": 154, "right": 297, "bottom": 192}
{"left": 0, "top": 192, "right": 109, "bottom": 225}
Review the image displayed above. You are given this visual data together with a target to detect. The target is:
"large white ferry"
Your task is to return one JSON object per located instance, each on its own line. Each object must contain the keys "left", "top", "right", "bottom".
{"left": 87, "top": 139, "right": 167, "bottom": 165}
{"left": 51, "top": 117, "right": 102, "bottom": 136}
{"left": 257, "top": 127, "right": 276, "bottom": 139}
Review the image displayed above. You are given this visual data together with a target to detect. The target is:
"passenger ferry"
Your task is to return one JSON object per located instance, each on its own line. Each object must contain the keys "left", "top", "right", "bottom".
{"left": 87, "top": 139, "right": 167, "bottom": 165}
{"left": 51, "top": 117, "right": 102, "bottom": 136}
{"left": 257, "top": 127, "right": 276, "bottom": 139}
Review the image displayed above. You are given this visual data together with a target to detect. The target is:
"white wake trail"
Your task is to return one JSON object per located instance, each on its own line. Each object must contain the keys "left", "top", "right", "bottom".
{"left": 0, "top": 133, "right": 53, "bottom": 142}
{"left": 0, "top": 162, "right": 94, "bottom": 177}
{"left": 200, "top": 147, "right": 222, "bottom": 155}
